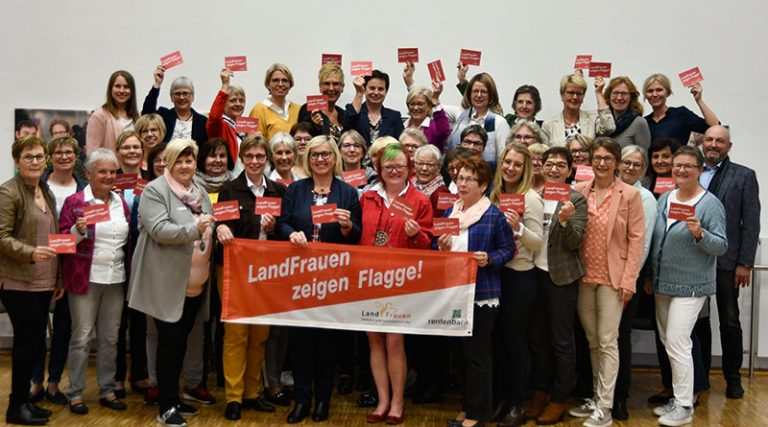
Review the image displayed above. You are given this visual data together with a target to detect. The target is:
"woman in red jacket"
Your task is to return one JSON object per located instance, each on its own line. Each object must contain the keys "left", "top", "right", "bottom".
{"left": 206, "top": 68, "right": 249, "bottom": 176}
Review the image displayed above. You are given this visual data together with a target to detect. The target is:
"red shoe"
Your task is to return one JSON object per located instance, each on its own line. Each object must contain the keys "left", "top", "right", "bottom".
{"left": 385, "top": 410, "right": 405, "bottom": 425}
{"left": 183, "top": 386, "right": 216, "bottom": 405}
{"left": 144, "top": 386, "right": 159, "bottom": 406}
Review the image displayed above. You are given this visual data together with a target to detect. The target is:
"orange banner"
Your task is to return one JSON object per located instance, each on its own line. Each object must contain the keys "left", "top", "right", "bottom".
{"left": 222, "top": 239, "right": 478, "bottom": 335}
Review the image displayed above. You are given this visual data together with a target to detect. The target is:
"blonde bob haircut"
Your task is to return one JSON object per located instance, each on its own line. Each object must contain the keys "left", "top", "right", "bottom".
{"left": 135, "top": 114, "right": 167, "bottom": 142}
{"left": 642, "top": 73, "right": 673, "bottom": 99}
{"left": 318, "top": 63, "right": 344, "bottom": 83}
{"left": 406, "top": 85, "right": 434, "bottom": 109}
{"left": 164, "top": 138, "right": 198, "bottom": 170}
{"left": 240, "top": 134, "right": 271, "bottom": 163}
{"left": 264, "top": 63, "right": 294, "bottom": 89}
{"left": 559, "top": 73, "right": 588, "bottom": 94}
{"left": 367, "top": 136, "right": 400, "bottom": 172}
{"left": 227, "top": 84, "right": 246, "bottom": 99}
{"left": 302, "top": 135, "right": 343, "bottom": 177}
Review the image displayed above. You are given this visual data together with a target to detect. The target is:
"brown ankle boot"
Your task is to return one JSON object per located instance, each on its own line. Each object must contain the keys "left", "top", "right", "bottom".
{"left": 524, "top": 390, "right": 550, "bottom": 420}
{"left": 536, "top": 402, "right": 568, "bottom": 425}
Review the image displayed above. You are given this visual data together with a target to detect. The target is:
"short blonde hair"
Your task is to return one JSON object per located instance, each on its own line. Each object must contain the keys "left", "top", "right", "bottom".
{"left": 643, "top": 73, "right": 673, "bottom": 99}
{"left": 164, "top": 138, "right": 198, "bottom": 169}
{"left": 240, "top": 134, "right": 271, "bottom": 163}
{"left": 227, "top": 84, "right": 246, "bottom": 99}
{"left": 264, "top": 63, "right": 294, "bottom": 89}
{"left": 135, "top": 114, "right": 167, "bottom": 143}
{"left": 318, "top": 63, "right": 344, "bottom": 83}
{"left": 115, "top": 130, "right": 141, "bottom": 152}
{"left": 405, "top": 85, "right": 434, "bottom": 109}
{"left": 368, "top": 136, "right": 400, "bottom": 172}
{"left": 302, "top": 135, "right": 343, "bottom": 177}
{"left": 559, "top": 73, "right": 587, "bottom": 94}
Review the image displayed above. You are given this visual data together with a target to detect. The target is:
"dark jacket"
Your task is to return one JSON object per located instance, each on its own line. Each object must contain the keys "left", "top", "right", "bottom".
{"left": 547, "top": 189, "right": 588, "bottom": 286}
{"left": 141, "top": 86, "right": 208, "bottom": 146}
{"left": 298, "top": 104, "right": 346, "bottom": 136}
{"left": 342, "top": 103, "right": 404, "bottom": 145}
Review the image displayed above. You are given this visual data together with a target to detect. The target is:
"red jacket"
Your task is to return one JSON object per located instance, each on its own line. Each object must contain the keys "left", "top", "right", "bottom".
{"left": 206, "top": 90, "right": 240, "bottom": 161}
{"left": 360, "top": 184, "right": 434, "bottom": 249}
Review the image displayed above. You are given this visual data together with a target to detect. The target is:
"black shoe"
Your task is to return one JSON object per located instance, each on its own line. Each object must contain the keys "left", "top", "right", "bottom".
{"left": 113, "top": 388, "right": 127, "bottom": 399}
{"left": 312, "top": 401, "right": 329, "bottom": 422}
{"left": 243, "top": 397, "right": 275, "bottom": 412}
{"left": 44, "top": 390, "right": 68, "bottom": 405}
{"left": 6, "top": 404, "right": 48, "bottom": 426}
{"left": 29, "top": 390, "right": 45, "bottom": 403}
{"left": 647, "top": 390, "right": 674, "bottom": 404}
{"left": 224, "top": 402, "right": 241, "bottom": 420}
{"left": 68, "top": 400, "right": 89, "bottom": 415}
{"left": 497, "top": 405, "right": 525, "bottom": 426}
{"left": 99, "top": 397, "right": 127, "bottom": 411}
{"left": 447, "top": 419, "right": 463, "bottom": 427}
{"left": 490, "top": 400, "right": 508, "bottom": 422}
{"left": 287, "top": 403, "right": 310, "bottom": 424}
{"left": 157, "top": 407, "right": 187, "bottom": 427}
{"left": 612, "top": 399, "right": 629, "bottom": 421}
{"left": 264, "top": 390, "right": 291, "bottom": 406}
{"left": 176, "top": 402, "right": 198, "bottom": 417}
{"left": 130, "top": 381, "right": 151, "bottom": 395}
{"left": 27, "top": 402, "right": 52, "bottom": 418}
{"left": 357, "top": 391, "right": 378, "bottom": 407}
{"left": 726, "top": 379, "right": 744, "bottom": 399}
{"left": 338, "top": 374, "right": 353, "bottom": 395}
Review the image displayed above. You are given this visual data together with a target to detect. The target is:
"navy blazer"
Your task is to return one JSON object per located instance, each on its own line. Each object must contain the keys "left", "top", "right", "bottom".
{"left": 343, "top": 102, "right": 404, "bottom": 144}
{"left": 141, "top": 87, "right": 208, "bottom": 147}
{"left": 706, "top": 157, "right": 761, "bottom": 270}
{"left": 276, "top": 177, "right": 362, "bottom": 245}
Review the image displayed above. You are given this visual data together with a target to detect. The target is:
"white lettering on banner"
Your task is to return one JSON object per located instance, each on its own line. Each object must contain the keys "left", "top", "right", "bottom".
{"left": 358, "top": 261, "right": 422, "bottom": 289}
{"left": 247, "top": 251, "right": 351, "bottom": 283}
{"left": 291, "top": 277, "right": 349, "bottom": 301}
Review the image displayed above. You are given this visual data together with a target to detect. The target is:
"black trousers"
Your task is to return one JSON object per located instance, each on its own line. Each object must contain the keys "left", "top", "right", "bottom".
{"left": 115, "top": 305, "right": 149, "bottom": 383}
{"left": 155, "top": 294, "right": 203, "bottom": 413}
{"left": 529, "top": 269, "right": 579, "bottom": 403}
{"left": 32, "top": 292, "right": 70, "bottom": 384}
{"left": 290, "top": 327, "right": 337, "bottom": 406}
{"left": 462, "top": 304, "right": 497, "bottom": 421}
{"left": 708, "top": 269, "right": 744, "bottom": 381}
{"left": 0, "top": 289, "right": 52, "bottom": 408}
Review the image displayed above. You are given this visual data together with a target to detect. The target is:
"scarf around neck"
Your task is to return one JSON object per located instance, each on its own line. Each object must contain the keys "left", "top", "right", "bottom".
{"left": 612, "top": 109, "right": 639, "bottom": 137}
{"left": 193, "top": 170, "right": 232, "bottom": 194}
{"left": 412, "top": 174, "right": 445, "bottom": 197}
{"left": 165, "top": 169, "right": 203, "bottom": 213}
{"left": 449, "top": 196, "right": 491, "bottom": 230}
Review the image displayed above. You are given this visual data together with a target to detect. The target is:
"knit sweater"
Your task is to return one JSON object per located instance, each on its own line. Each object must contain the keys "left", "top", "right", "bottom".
{"left": 651, "top": 191, "right": 727, "bottom": 297}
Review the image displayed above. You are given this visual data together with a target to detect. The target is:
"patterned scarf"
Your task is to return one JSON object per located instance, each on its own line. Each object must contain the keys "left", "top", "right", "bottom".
{"left": 165, "top": 169, "right": 202, "bottom": 213}
{"left": 412, "top": 174, "right": 445, "bottom": 197}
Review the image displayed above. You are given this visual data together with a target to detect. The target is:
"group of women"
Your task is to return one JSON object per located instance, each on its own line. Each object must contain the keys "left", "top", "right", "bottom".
{"left": 0, "top": 57, "right": 727, "bottom": 427}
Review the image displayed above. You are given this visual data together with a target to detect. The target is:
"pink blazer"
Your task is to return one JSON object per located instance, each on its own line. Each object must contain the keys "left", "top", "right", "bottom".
{"left": 85, "top": 107, "right": 126, "bottom": 153}
{"left": 575, "top": 179, "right": 645, "bottom": 292}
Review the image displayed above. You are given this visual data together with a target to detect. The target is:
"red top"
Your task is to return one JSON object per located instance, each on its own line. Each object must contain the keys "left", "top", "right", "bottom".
{"left": 360, "top": 184, "right": 434, "bottom": 249}
{"left": 206, "top": 90, "right": 240, "bottom": 161}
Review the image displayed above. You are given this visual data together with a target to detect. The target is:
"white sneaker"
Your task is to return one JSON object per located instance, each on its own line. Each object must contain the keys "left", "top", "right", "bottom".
{"left": 653, "top": 398, "right": 676, "bottom": 416}
{"left": 658, "top": 403, "right": 693, "bottom": 426}
{"left": 583, "top": 407, "right": 612, "bottom": 427}
{"left": 568, "top": 398, "right": 596, "bottom": 418}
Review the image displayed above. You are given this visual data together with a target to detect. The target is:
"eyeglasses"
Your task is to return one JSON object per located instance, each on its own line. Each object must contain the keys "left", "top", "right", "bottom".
{"left": 513, "top": 134, "right": 536, "bottom": 142}
{"left": 52, "top": 150, "right": 76, "bottom": 159}
{"left": 294, "top": 136, "right": 313, "bottom": 143}
{"left": 20, "top": 154, "right": 46, "bottom": 164}
{"left": 565, "top": 90, "right": 584, "bottom": 98}
{"left": 570, "top": 148, "right": 588, "bottom": 155}
{"left": 383, "top": 165, "right": 407, "bottom": 173}
{"left": 140, "top": 127, "right": 161, "bottom": 135}
{"left": 531, "top": 157, "right": 543, "bottom": 165}
{"left": 611, "top": 91, "right": 631, "bottom": 98}
{"left": 309, "top": 151, "right": 333, "bottom": 160}
{"left": 543, "top": 161, "right": 568, "bottom": 170}
{"left": 461, "top": 139, "right": 485, "bottom": 148}
{"left": 592, "top": 155, "right": 615, "bottom": 165}
{"left": 341, "top": 143, "right": 363, "bottom": 150}
{"left": 470, "top": 89, "right": 489, "bottom": 96}
{"left": 172, "top": 91, "right": 193, "bottom": 98}
{"left": 414, "top": 161, "right": 437, "bottom": 169}
{"left": 621, "top": 160, "right": 643, "bottom": 170}
{"left": 456, "top": 176, "right": 479, "bottom": 184}
{"left": 672, "top": 163, "right": 699, "bottom": 171}
{"left": 243, "top": 153, "right": 267, "bottom": 162}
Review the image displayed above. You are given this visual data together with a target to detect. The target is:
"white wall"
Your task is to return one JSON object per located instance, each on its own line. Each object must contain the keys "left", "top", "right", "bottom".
{"left": 1, "top": 0, "right": 766, "bottom": 359}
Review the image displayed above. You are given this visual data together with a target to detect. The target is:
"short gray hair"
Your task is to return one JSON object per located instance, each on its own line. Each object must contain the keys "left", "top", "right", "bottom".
{"left": 508, "top": 120, "right": 547, "bottom": 145}
{"left": 86, "top": 148, "right": 118, "bottom": 173}
{"left": 170, "top": 76, "right": 195, "bottom": 96}
{"left": 413, "top": 144, "right": 442, "bottom": 167}
{"left": 399, "top": 128, "right": 428, "bottom": 146}
{"left": 621, "top": 145, "right": 648, "bottom": 169}
{"left": 269, "top": 132, "right": 297, "bottom": 154}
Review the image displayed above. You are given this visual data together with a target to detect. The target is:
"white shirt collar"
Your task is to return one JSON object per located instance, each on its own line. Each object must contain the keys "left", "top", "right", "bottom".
{"left": 245, "top": 174, "right": 267, "bottom": 191}
{"left": 262, "top": 98, "right": 292, "bottom": 120}
{"left": 83, "top": 184, "right": 115, "bottom": 204}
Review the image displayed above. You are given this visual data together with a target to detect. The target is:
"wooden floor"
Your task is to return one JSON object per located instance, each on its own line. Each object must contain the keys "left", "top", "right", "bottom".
{"left": 0, "top": 352, "right": 764, "bottom": 426}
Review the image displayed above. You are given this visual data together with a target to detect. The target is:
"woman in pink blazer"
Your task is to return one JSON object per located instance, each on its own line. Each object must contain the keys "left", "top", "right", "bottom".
{"left": 568, "top": 137, "right": 645, "bottom": 427}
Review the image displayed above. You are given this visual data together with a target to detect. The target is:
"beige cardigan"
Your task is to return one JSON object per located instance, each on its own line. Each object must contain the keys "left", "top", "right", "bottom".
{"left": 85, "top": 106, "right": 126, "bottom": 153}
{"left": 542, "top": 108, "right": 615, "bottom": 147}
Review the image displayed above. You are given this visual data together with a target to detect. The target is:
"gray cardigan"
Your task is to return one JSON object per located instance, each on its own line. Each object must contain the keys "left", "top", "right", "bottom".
{"left": 613, "top": 115, "right": 651, "bottom": 150}
{"left": 127, "top": 177, "right": 212, "bottom": 323}
{"left": 651, "top": 191, "right": 727, "bottom": 297}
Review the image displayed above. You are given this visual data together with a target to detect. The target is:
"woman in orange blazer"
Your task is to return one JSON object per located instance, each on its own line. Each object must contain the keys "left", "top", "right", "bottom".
{"left": 568, "top": 137, "right": 645, "bottom": 427}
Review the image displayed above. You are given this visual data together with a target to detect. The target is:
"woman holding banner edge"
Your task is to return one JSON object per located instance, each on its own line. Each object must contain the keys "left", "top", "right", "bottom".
{"left": 359, "top": 143, "right": 433, "bottom": 424}
{"left": 277, "top": 135, "right": 362, "bottom": 424}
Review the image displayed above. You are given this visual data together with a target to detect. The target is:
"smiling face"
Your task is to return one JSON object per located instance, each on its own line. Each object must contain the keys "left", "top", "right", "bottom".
{"left": 293, "top": 131, "right": 312, "bottom": 156}
{"left": 645, "top": 81, "right": 669, "bottom": 109}
{"left": 531, "top": 153, "right": 544, "bottom": 177}
{"left": 242, "top": 146, "right": 268, "bottom": 182}
{"left": 170, "top": 154, "right": 196, "bottom": 186}
{"left": 224, "top": 93, "right": 245, "bottom": 119}
{"left": 514, "top": 93, "right": 535, "bottom": 120}
{"left": 268, "top": 70, "right": 291, "bottom": 99}
{"left": 51, "top": 143, "right": 77, "bottom": 175}
{"left": 171, "top": 86, "right": 194, "bottom": 111}
{"left": 569, "top": 140, "right": 589, "bottom": 166}
{"left": 609, "top": 82, "right": 631, "bottom": 115}
{"left": 51, "top": 123, "right": 70, "bottom": 138}
{"left": 457, "top": 167, "right": 486, "bottom": 205}
{"left": 619, "top": 151, "right": 646, "bottom": 185}
{"left": 400, "top": 135, "right": 423, "bottom": 161}
{"left": 561, "top": 83, "right": 585, "bottom": 112}
{"left": 413, "top": 150, "right": 439, "bottom": 184}
{"left": 470, "top": 82, "right": 490, "bottom": 112}
{"left": 512, "top": 125, "right": 537, "bottom": 146}
{"left": 339, "top": 136, "right": 364, "bottom": 167}
{"left": 672, "top": 153, "right": 701, "bottom": 189}
{"left": 651, "top": 146, "right": 673, "bottom": 176}
{"left": 543, "top": 154, "right": 571, "bottom": 184}
{"left": 139, "top": 122, "right": 163, "bottom": 150}
{"left": 501, "top": 149, "right": 525, "bottom": 188}
{"left": 204, "top": 145, "right": 228, "bottom": 177}
{"left": 365, "top": 78, "right": 388, "bottom": 107}
{"left": 111, "top": 76, "right": 132, "bottom": 108}
{"left": 272, "top": 143, "right": 296, "bottom": 175}
{"left": 407, "top": 94, "right": 430, "bottom": 122}
{"left": 320, "top": 73, "right": 344, "bottom": 104}
{"left": 591, "top": 147, "right": 617, "bottom": 181}
{"left": 152, "top": 149, "right": 167, "bottom": 178}
{"left": 16, "top": 146, "right": 46, "bottom": 184}
{"left": 86, "top": 160, "right": 117, "bottom": 196}
{"left": 701, "top": 126, "right": 731, "bottom": 166}
{"left": 308, "top": 142, "right": 336, "bottom": 177}
{"left": 381, "top": 152, "right": 409, "bottom": 189}
{"left": 117, "top": 136, "right": 143, "bottom": 170}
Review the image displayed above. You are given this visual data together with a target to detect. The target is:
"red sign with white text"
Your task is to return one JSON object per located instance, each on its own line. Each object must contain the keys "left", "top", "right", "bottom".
{"left": 213, "top": 200, "right": 241, "bottom": 222}
{"left": 254, "top": 197, "right": 282, "bottom": 216}
{"left": 322, "top": 54, "right": 342, "bottom": 65}
{"left": 224, "top": 56, "right": 248, "bottom": 71}
{"left": 135, "top": 179, "right": 149, "bottom": 196}
{"left": 235, "top": 117, "right": 260, "bottom": 134}
{"left": 499, "top": 193, "right": 526, "bottom": 215}
{"left": 654, "top": 177, "right": 676, "bottom": 194}
{"left": 48, "top": 234, "right": 76, "bottom": 254}
{"left": 343, "top": 169, "right": 368, "bottom": 187}
{"left": 459, "top": 49, "right": 482, "bottom": 66}
{"left": 543, "top": 183, "right": 571, "bottom": 202}
{"left": 390, "top": 197, "right": 416, "bottom": 220}
{"left": 161, "top": 51, "right": 184, "bottom": 69}
{"left": 436, "top": 192, "right": 459, "bottom": 210}
{"left": 312, "top": 204, "right": 338, "bottom": 224}
{"left": 306, "top": 95, "right": 329, "bottom": 112}
{"left": 350, "top": 61, "right": 373, "bottom": 77}
{"left": 398, "top": 48, "right": 419, "bottom": 63}
{"left": 433, "top": 218, "right": 460, "bottom": 236}
{"left": 574, "top": 55, "right": 592, "bottom": 70}
{"left": 668, "top": 203, "right": 696, "bottom": 221}
{"left": 83, "top": 204, "right": 111, "bottom": 225}
{"left": 574, "top": 165, "right": 595, "bottom": 182}
{"left": 679, "top": 66, "right": 703, "bottom": 88}
{"left": 427, "top": 60, "right": 446, "bottom": 82}
{"left": 588, "top": 62, "right": 612, "bottom": 78}
{"left": 114, "top": 174, "right": 138, "bottom": 190}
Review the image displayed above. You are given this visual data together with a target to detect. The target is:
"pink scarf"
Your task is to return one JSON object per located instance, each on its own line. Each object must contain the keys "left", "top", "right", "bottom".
{"left": 449, "top": 196, "right": 491, "bottom": 230}
{"left": 164, "top": 169, "right": 202, "bottom": 213}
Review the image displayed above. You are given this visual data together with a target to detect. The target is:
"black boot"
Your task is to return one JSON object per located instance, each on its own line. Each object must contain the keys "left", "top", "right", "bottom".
{"left": 287, "top": 402, "right": 310, "bottom": 424}
{"left": 6, "top": 403, "right": 48, "bottom": 426}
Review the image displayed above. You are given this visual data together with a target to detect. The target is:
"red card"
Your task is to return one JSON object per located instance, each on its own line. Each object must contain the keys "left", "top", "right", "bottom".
{"left": 114, "top": 173, "right": 138, "bottom": 190}
{"left": 254, "top": 197, "right": 282, "bottom": 216}
{"left": 574, "top": 165, "right": 595, "bottom": 182}
{"left": 160, "top": 50, "right": 184, "bottom": 69}
{"left": 350, "top": 61, "right": 373, "bottom": 77}
{"left": 433, "top": 218, "right": 460, "bottom": 236}
{"left": 48, "top": 234, "right": 76, "bottom": 254}
{"left": 276, "top": 178, "right": 293, "bottom": 186}
{"left": 311, "top": 204, "right": 338, "bottom": 224}
{"left": 543, "top": 183, "right": 571, "bottom": 202}
{"left": 389, "top": 196, "right": 416, "bottom": 220}
{"left": 134, "top": 179, "right": 149, "bottom": 196}
{"left": 322, "top": 54, "right": 342, "bottom": 65}
{"left": 574, "top": 55, "right": 592, "bottom": 70}
{"left": 654, "top": 177, "right": 676, "bottom": 194}
{"left": 679, "top": 66, "right": 703, "bottom": 88}
{"left": 224, "top": 56, "right": 248, "bottom": 71}
{"left": 398, "top": 48, "right": 419, "bottom": 63}
{"left": 342, "top": 169, "right": 368, "bottom": 187}
{"left": 668, "top": 203, "right": 696, "bottom": 221}
{"left": 459, "top": 49, "right": 482, "bottom": 66}
{"left": 499, "top": 193, "right": 525, "bottom": 215}
{"left": 213, "top": 200, "right": 240, "bottom": 222}
{"left": 427, "top": 60, "right": 446, "bottom": 82}
{"left": 306, "top": 95, "right": 329, "bottom": 112}
{"left": 83, "top": 204, "right": 111, "bottom": 225}
{"left": 436, "top": 192, "right": 459, "bottom": 210}
{"left": 588, "top": 62, "right": 612, "bottom": 78}
{"left": 235, "top": 117, "right": 259, "bottom": 134}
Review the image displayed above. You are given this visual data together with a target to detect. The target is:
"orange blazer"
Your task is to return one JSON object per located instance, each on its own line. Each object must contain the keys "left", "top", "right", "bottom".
{"left": 575, "top": 179, "right": 645, "bottom": 292}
